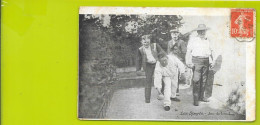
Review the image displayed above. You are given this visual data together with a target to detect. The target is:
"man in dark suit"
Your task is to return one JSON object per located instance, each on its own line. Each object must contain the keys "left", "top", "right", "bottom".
{"left": 136, "top": 34, "right": 165, "bottom": 103}
{"left": 168, "top": 29, "right": 194, "bottom": 63}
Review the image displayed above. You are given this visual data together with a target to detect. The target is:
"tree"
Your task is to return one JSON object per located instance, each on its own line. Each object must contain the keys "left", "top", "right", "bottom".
{"left": 108, "top": 15, "right": 184, "bottom": 67}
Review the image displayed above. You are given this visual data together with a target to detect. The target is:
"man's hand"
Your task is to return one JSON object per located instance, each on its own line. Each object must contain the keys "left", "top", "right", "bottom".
{"left": 210, "top": 61, "right": 215, "bottom": 69}
{"left": 209, "top": 63, "right": 215, "bottom": 69}
{"left": 187, "top": 63, "right": 194, "bottom": 69}
{"left": 156, "top": 88, "right": 164, "bottom": 100}
{"left": 148, "top": 60, "right": 156, "bottom": 64}
{"left": 156, "top": 88, "right": 162, "bottom": 95}
{"left": 136, "top": 71, "right": 143, "bottom": 76}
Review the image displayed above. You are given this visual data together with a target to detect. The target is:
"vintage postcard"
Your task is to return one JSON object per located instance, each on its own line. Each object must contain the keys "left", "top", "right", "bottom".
{"left": 78, "top": 7, "right": 255, "bottom": 121}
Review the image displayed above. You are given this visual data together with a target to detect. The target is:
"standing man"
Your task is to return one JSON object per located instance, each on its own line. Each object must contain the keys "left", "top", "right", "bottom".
{"left": 154, "top": 53, "right": 185, "bottom": 111}
{"left": 168, "top": 29, "right": 193, "bottom": 62}
{"left": 186, "top": 24, "right": 215, "bottom": 106}
{"left": 136, "top": 34, "right": 165, "bottom": 103}
{"left": 167, "top": 29, "right": 183, "bottom": 61}
{"left": 167, "top": 29, "right": 183, "bottom": 96}
{"left": 167, "top": 29, "right": 193, "bottom": 94}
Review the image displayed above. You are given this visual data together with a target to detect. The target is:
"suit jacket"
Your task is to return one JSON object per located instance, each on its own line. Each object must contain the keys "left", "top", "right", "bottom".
{"left": 136, "top": 43, "right": 164, "bottom": 71}
{"left": 167, "top": 39, "right": 187, "bottom": 62}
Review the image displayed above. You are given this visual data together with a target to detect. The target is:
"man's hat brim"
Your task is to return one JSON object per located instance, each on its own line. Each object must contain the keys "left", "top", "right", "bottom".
{"left": 170, "top": 31, "right": 180, "bottom": 33}
{"left": 193, "top": 27, "right": 210, "bottom": 31}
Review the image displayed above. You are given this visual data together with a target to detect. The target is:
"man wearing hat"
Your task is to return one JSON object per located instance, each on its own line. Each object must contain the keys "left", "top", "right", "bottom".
{"left": 186, "top": 24, "right": 215, "bottom": 106}
{"left": 168, "top": 29, "right": 195, "bottom": 62}
{"left": 167, "top": 29, "right": 193, "bottom": 95}
{"left": 136, "top": 34, "right": 165, "bottom": 103}
{"left": 167, "top": 29, "right": 183, "bottom": 60}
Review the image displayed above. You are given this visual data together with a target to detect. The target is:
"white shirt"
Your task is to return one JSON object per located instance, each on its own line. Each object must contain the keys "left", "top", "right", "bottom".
{"left": 186, "top": 37, "right": 214, "bottom": 64}
{"left": 144, "top": 46, "right": 156, "bottom": 64}
{"left": 187, "top": 37, "right": 213, "bottom": 57}
{"left": 154, "top": 55, "right": 185, "bottom": 89}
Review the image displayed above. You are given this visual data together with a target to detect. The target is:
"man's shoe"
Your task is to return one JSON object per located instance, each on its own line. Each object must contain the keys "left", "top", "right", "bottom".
{"left": 164, "top": 106, "right": 170, "bottom": 111}
{"left": 194, "top": 95, "right": 199, "bottom": 106}
{"left": 170, "top": 97, "right": 181, "bottom": 102}
{"left": 145, "top": 100, "right": 150, "bottom": 103}
{"left": 193, "top": 100, "right": 199, "bottom": 106}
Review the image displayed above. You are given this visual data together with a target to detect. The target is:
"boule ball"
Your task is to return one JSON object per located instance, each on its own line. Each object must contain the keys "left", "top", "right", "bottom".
{"left": 157, "top": 94, "right": 164, "bottom": 100}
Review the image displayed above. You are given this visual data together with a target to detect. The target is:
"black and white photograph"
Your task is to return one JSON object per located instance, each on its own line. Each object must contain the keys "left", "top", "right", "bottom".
{"left": 78, "top": 7, "right": 255, "bottom": 121}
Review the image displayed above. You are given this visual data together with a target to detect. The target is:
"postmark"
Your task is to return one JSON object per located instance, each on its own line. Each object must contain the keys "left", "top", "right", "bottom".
{"left": 231, "top": 9, "right": 255, "bottom": 42}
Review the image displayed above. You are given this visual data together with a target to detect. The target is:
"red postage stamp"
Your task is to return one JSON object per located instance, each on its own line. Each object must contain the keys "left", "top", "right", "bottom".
{"left": 231, "top": 9, "right": 255, "bottom": 38}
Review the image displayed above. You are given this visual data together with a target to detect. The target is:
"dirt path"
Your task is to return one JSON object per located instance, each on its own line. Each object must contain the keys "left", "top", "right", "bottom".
{"left": 105, "top": 86, "right": 244, "bottom": 120}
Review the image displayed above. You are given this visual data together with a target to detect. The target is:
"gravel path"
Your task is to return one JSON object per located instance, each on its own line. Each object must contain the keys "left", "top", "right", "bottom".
{"left": 105, "top": 86, "right": 245, "bottom": 120}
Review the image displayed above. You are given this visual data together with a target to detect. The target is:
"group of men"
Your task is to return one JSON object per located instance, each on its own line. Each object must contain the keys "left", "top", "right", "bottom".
{"left": 136, "top": 24, "right": 215, "bottom": 111}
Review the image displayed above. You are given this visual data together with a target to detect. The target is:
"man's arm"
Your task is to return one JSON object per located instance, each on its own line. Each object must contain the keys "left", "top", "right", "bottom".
{"left": 178, "top": 40, "right": 187, "bottom": 61}
{"left": 154, "top": 62, "right": 163, "bottom": 91}
{"left": 185, "top": 40, "right": 193, "bottom": 68}
{"left": 136, "top": 49, "right": 142, "bottom": 71}
{"left": 209, "top": 40, "right": 215, "bottom": 68}
{"left": 179, "top": 40, "right": 186, "bottom": 54}
{"left": 167, "top": 40, "right": 173, "bottom": 54}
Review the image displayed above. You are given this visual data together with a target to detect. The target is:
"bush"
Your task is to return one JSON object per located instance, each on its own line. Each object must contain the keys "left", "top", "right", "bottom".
{"left": 227, "top": 81, "right": 246, "bottom": 115}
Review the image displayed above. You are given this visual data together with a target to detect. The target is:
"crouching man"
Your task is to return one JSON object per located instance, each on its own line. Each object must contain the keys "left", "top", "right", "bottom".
{"left": 154, "top": 52, "right": 185, "bottom": 111}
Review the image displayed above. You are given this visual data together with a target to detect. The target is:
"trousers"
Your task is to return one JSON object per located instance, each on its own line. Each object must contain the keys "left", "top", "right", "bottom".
{"left": 192, "top": 57, "right": 209, "bottom": 104}
{"left": 205, "top": 70, "right": 214, "bottom": 98}
{"left": 162, "top": 75, "right": 178, "bottom": 106}
{"left": 144, "top": 63, "right": 156, "bottom": 101}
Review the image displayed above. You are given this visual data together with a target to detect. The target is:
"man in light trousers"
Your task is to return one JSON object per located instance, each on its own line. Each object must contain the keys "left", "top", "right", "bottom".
{"left": 154, "top": 53, "right": 185, "bottom": 111}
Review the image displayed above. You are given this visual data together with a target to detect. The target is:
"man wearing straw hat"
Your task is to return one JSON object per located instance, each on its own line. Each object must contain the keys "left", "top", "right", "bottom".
{"left": 186, "top": 24, "right": 215, "bottom": 106}
{"left": 136, "top": 34, "right": 165, "bottom": 103}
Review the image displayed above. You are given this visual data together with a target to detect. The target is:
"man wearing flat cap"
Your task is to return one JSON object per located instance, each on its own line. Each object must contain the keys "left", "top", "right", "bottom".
{"left": 168, "top": 29, "right": 183, "bottom": 60}
{"left": 186, "top": 24, "right": 215, "bottom": 106}
{"left": 167, "top": 28, "right": 193, "bottom": 95}
{"left": 168, "top": 29, "right": 194, "bottom": 62}
{"left": 136, "top": 34, "right": 165, "bottom": 103}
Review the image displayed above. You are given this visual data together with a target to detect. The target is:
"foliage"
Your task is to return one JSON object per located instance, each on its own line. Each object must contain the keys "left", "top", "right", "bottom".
{"left": 79, "top": 15, "right": 117, "bottom": 118}
{"left": 78, "top": 14, "right": 184, "bottom": 118}
{"left": 108, "top": 15, "right": 184, "bottom": 52}
{"left": 227, "top": 81, "right": 246, "bottom": 115}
